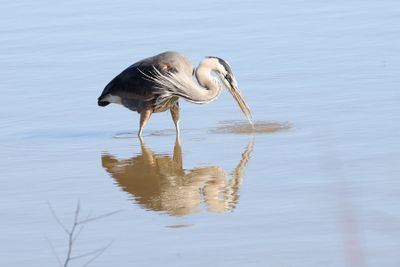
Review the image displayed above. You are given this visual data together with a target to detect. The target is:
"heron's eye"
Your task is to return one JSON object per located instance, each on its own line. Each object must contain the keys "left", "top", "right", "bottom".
{"left": 225, "top": 74, "right": 233, "bottom": 82}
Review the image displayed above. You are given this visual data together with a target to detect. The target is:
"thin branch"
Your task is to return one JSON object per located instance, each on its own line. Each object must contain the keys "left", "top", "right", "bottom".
{"left": 77, "top": 210, "right": 122, "bottom": 225}
{"left": 70, "top": 240, "right": 114, "bottom": 261}
{"left": 47, "top": 202, "right": 120, "bottom": 267}
{"left": 45, "top": 236, "right": 62, "bottom": 267}
{"left": 47, "top": 202, "right": 69, "bottom": 235}
{"left": 64, "top": 201, "right": 81, "bottom": 267}
{"left": 73, "top": 200, "right": 81, "bottom": 226}
{"left": 72, "top": 221, "right": 86, "bottom": 244}
{"left": 81, "top": 241, "right": 114, "bottom": 267}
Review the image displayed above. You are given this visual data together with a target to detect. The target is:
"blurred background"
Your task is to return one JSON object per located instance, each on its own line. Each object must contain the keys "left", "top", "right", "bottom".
{"left": 1, "top": 0, "right": 399, "bottom": 266}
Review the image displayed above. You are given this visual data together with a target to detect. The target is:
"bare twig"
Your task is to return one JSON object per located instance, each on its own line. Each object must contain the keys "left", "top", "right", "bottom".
{"left": 63, "top": 201, "right": 81, "bottom": 267}
{"left": 70, "top": 241, "right": 114, "bottom": 261}
{"left": 45, "top": 236, "right": 62, "bottom": 267}
{"left": 77, "top": 210, "right": 122, "bottom": 225}
{"left": 72, "top": 223, "right": 86, "bottom": 244}
{"left": 47, "top": 201, "right": 120, "bottom": 267}
{"left": 72, "top": 211, "right": 92, "bottom": 244}
{"left": 81, "top": 241, "right": 114, "bottom": 267}
{"left": 47, "top": 202, "right": 69, "bottom": 235}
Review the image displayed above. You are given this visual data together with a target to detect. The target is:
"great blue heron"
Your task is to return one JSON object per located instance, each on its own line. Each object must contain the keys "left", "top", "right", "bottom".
{"left": 97, "top": 51, "right": 252, "bottom": 136}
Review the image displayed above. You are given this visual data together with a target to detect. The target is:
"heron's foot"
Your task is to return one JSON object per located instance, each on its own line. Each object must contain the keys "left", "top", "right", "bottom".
{"left": 138, "top": 135, "right": 144, "bottom": 145}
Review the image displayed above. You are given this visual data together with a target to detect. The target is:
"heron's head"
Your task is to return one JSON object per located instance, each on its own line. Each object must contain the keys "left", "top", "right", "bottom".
{"left": 206, "top": 56, "right": 253, "bottom": 125}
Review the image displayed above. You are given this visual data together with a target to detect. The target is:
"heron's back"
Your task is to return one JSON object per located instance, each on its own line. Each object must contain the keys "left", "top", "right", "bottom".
{"left": 97, "top": 51, "right": 193, "bottom": 113}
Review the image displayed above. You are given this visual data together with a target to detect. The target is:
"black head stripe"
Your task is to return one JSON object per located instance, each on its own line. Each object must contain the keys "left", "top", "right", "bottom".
{"left": 225, "top": 73, "right": 233, "bottom": 83}
{"left": 206, "top": 56, "right": 233, "bottom": 74}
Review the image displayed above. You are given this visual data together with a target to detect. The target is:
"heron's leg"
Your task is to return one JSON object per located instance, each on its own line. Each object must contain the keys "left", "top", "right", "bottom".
{"left": 170, "top": 102, "right": 180, "bottom": 136}
{"left": 173, "top": 135, "right": 182, "bottom": 169}
{"left": 138, "top": 107, "right": 153, "bottom": 137}
{"left": 138, "top": 136, "right": 156, "bottom": 165}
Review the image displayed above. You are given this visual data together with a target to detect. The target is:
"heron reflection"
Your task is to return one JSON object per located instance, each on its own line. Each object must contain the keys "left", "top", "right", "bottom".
{"left": 101, "top": 138, "right": 253, "bottom": 216}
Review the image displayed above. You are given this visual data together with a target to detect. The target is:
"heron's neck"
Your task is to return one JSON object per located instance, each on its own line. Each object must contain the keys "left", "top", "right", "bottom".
{"left": 191, "top": 59, "right": 221, "bottom": 103}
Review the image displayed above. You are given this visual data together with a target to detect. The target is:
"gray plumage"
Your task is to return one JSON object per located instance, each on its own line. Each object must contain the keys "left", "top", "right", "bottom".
{"left": 98, "top": 51, "right": 252, "bottom": 136}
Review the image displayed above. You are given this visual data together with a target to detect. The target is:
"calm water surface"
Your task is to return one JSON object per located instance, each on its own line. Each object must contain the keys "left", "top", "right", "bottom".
{"left": 1, "top": 0, "right": 400, "bottom": 266}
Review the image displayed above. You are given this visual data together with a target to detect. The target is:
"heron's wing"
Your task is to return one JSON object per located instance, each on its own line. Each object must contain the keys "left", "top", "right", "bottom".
{"left": 99, "top": 52, "right": 191, "bottom": 101}
{"left": 98, "top": 62, "right": 161, "bottom": 101}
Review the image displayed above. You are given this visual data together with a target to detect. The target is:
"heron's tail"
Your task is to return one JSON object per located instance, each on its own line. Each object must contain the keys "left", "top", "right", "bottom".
{"left": 97, "top": 96, "right": 110, "bottom": 106}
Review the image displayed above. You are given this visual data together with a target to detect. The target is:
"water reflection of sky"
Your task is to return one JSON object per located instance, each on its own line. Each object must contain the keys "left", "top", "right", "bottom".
{"left": 1, "top": 0, "right": 400, "bottom": 266}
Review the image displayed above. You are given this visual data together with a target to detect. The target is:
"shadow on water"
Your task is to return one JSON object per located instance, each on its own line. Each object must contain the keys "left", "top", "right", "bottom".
{"left": 113, "top": 129, "right": 178, "bottom": 138}
{"left": 211, "top": 120, "right": 291, "bottom": 134}
{"left": 101, "top": 137, "right": 254, "bottom": 216}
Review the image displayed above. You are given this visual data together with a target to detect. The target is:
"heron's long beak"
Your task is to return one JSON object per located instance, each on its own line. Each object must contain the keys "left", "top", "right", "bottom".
{"left": 220, "top": 74, "right": 253, "bottom": 125}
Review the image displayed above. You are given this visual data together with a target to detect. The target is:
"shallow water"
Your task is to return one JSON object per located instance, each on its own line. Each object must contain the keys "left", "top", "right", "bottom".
{"left": 1, "top": 0, "right": 400, "bottom": 266}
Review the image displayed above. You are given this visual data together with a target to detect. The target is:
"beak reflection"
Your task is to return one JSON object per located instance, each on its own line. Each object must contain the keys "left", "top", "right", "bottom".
{"left": 101, "top": 137, "right": 254, "bottom": 216}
